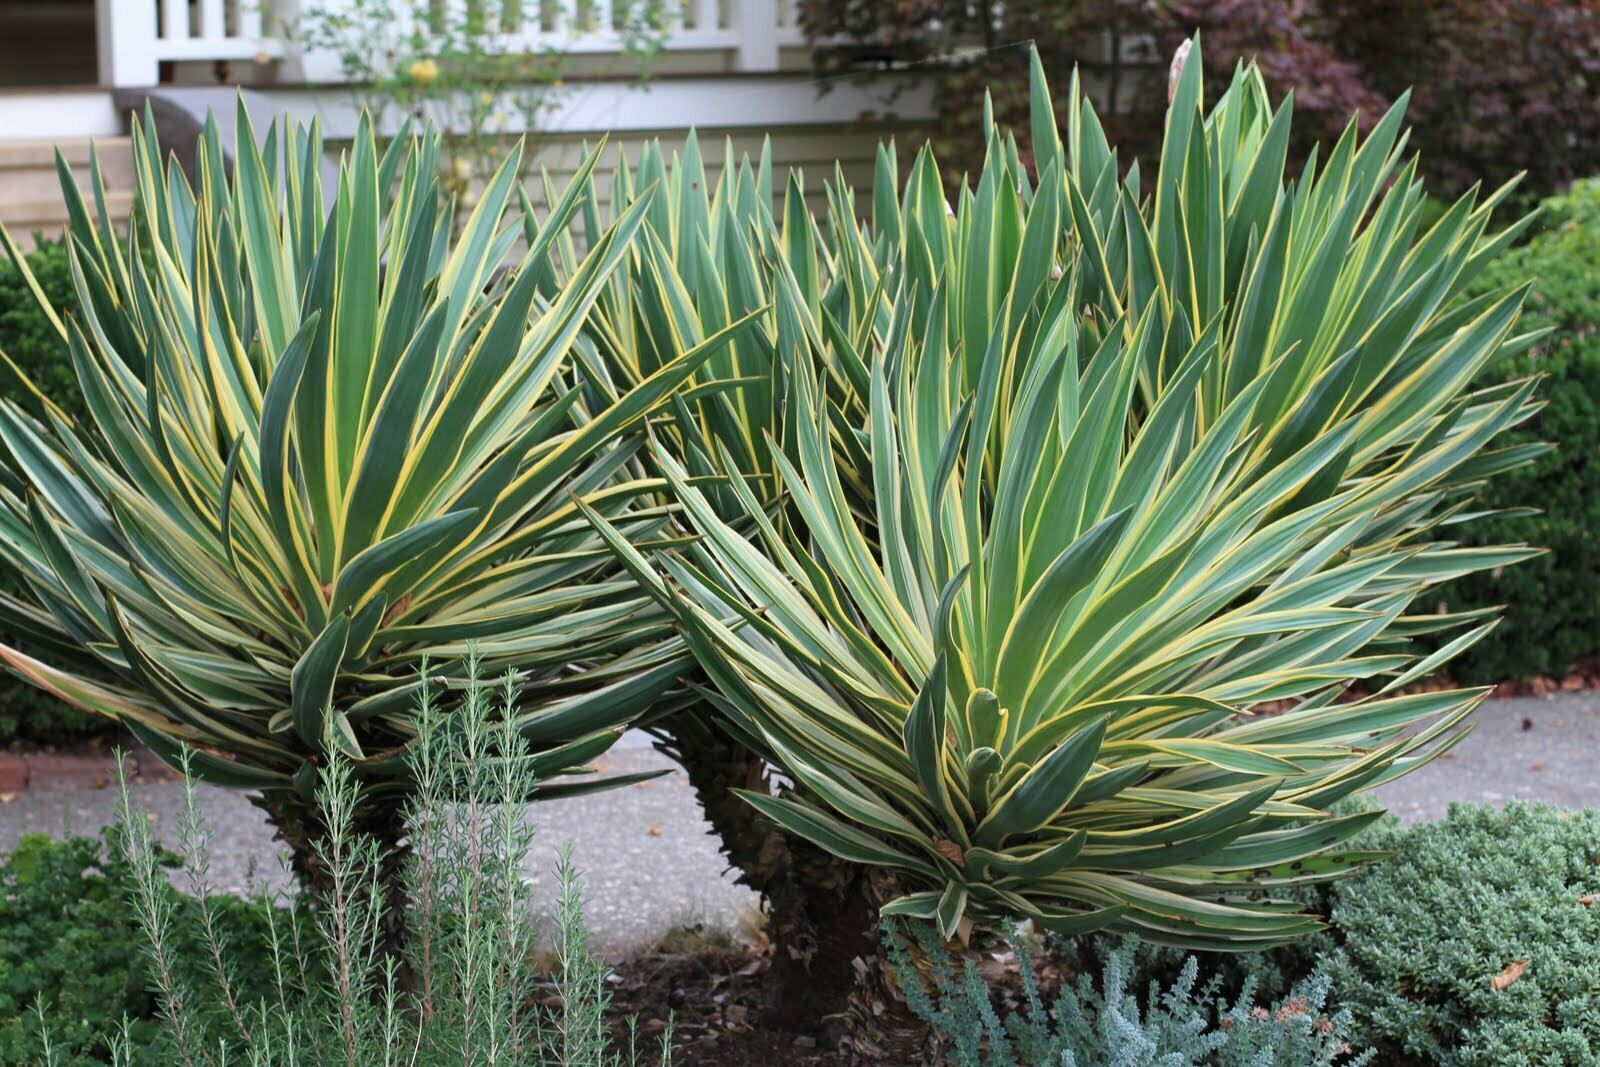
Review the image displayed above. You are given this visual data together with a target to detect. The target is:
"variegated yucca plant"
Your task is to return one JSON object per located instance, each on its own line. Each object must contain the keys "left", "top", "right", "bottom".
{"left": 552, "top": 131, "right": 886, "bottom": 519}
{"left": 588, "top": 42, "right": 1544, "bottom": 948}
{"left": 0, "top": 107, "right": 755, "bottom": 839}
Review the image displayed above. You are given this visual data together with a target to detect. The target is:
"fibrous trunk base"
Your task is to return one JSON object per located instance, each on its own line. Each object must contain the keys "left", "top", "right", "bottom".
{"left": 664, "top": 721, "right": 934, "bottom": 1059}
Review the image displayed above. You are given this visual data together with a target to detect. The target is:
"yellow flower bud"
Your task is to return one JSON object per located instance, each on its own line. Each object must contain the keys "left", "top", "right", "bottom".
{"left": 408, "top": 58, "right": 439, "bottom": 86}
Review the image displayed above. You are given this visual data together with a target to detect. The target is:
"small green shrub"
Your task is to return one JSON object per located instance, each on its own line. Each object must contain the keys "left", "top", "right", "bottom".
{"left": 0, "top": 236, "right": 78, "bottom": 415}
{"left": 1447, "top": 179, "right": 1600, "bottom": 682}
{"left": 0, "top": 830, "right": 276, "bottom": 1066}
{"left": 1052, "top": 802, "right": 1600, "bottom": 1065}
{"left": 1529, "top": 177, "right": 1600, "bottom": 237}
{"left": 888, "top": 924, "right": 1371, "bottom": 1066}
{"left": 0, "top": 234, "right": 103, "bottom": 744}
{"left": 1321, "top": 803, "right": 1600, "bottom": 1066}
{"left": 0, "top": 831, "right": 150, "bottom": 1064}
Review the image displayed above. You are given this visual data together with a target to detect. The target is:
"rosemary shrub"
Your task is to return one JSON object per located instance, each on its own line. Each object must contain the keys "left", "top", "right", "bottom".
{"left": 35, "top": 663, "right": 672, "bottom": 1066}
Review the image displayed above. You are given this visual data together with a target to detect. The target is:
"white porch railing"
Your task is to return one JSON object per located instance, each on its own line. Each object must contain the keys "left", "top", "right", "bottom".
{"left": 96, "top": 0, "right": 282, "bottom": 87}
{"left": 96, "top": 1, "right": 807, "bottom": 89}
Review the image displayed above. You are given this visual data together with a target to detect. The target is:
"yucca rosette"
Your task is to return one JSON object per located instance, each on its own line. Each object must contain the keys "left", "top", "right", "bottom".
{"left": 587, "top": 42, "right": 1542, "bottom": 946}
{"left": 0, "top": 107, "right": 755, "bottom": 797}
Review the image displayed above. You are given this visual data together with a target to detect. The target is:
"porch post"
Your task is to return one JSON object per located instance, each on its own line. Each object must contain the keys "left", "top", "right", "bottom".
{"left": 96, "top": 0, "right": 161, "bottom": 87}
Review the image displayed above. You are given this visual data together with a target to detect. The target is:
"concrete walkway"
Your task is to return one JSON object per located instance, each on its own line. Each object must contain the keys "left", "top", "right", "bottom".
{"left": 0, "top": 735, "right": 756, "bottom": 960}
{"left": 0, "top": 692, "right": 1594, "bottom": 958}
{"left": 1374, "top": 690, "right": 1600, "bottom": 823}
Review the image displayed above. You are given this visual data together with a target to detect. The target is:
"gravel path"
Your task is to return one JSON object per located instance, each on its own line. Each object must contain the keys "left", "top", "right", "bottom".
{"left": 1, "top": 692, "right": 1594, "bottom": 957}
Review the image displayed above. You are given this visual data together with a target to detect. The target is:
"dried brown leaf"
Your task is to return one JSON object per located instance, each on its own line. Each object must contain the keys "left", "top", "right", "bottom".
{"left": 1491, "top": 959, "right": 1530, "bottom": 990}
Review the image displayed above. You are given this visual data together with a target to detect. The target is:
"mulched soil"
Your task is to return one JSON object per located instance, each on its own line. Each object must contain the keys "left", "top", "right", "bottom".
{"left": 1490, "top": 660, "right": 1600, "bottom": 697}
{"left": 606, "top": 930, "right": 841, "bottom": 1066}
{"left": 601, "top": 929, "right": 1074, "bottom": 1066}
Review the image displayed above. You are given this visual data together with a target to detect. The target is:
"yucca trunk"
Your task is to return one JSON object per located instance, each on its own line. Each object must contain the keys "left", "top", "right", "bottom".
{"left": 663, "top": 724, "right": 862, "bottom": 1017}
{"left": 665, "top": 719, "right": 940, "bottom": 1064}
{"left": 833, "top": 900, "right": 938, "bottom": 1065}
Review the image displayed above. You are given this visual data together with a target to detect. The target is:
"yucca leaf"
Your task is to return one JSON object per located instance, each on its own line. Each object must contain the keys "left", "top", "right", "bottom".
{"left": 966, "top": 830, "right": 1088, "bottom": 881}
{"left": 329, "top": 509, "right": 479, "bottom": 617}
{"left": 904, "top": 653, "right": 954, "bottom": 828}
{"left": 977, "top": 716, "right": 1108, "bottom": 846}
{"left": 127, "top": 721, "right": 291, "bottom": 788}
{"left": 738, "top": 791, "right": 931, "bottom": 874}
{"left": 290, "top": 614, "right": 349, "bottom": 748}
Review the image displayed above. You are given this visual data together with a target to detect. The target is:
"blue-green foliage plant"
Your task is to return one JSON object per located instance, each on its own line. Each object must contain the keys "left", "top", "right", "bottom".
{"left": 887, "top": 922, "right": 1371, "bottom": 1066}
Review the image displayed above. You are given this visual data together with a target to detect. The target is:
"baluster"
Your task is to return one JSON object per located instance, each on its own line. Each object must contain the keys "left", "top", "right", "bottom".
{"left": 498, "top": 0, "right": 523, "bottom": 35}
{"left": 586, "top": 0, "right": 614, "bottom": 35}
{"left": 198, "top": 0, "right": 225, "bottom": 38}
{"left": 663, "top": 0, "right": 685, "bottom": 34}
{"left": 96, "top": 0, "right": 161, "bottom": 84}
{"left": 160, "top": 0, "right": 188, "bottom": 40}
{"left": 557, "top": 0, "right": 577, "bottom": 33}
{"left": 433, "top": 0, "right": 467, "bottom": 45}
{"left": 237, "top": 0, "right": 263, "bottom": 41}
{"left": 732, "top": 0, "right": 777, "bottom": 69}
{"left": 614, "top": 0, "right": 650, "bottom": 38}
